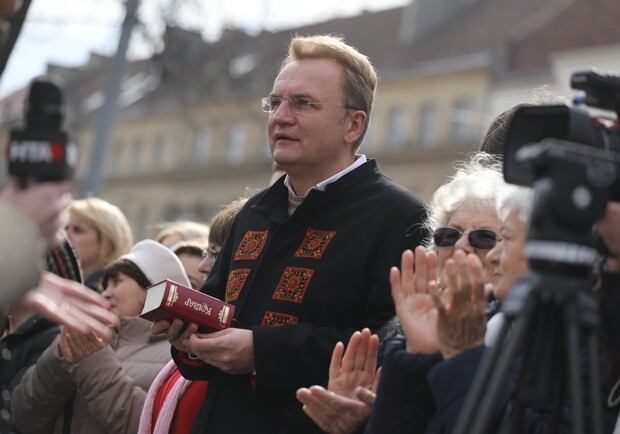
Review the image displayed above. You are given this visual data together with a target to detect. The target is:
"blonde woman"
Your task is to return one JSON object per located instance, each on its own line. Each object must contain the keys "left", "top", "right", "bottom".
{"left": 66, "top": 198, "right": 133, "bottom": 291}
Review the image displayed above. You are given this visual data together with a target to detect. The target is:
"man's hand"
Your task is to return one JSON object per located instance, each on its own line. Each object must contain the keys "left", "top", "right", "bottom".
{"left": 187, "top": 328, "right": 254, "bottom": 374}
{"left": 390, "top": 246, "right": 440, "bottom": 354}
{"left": 23, "top": 271, "right": 118, "bottom": 340}
{"left": 151, "top": 319, "right": 199, "bottom": 354}
{"left": 432, "top": 250, "right": 487, "bottom": 359}
{"left": 0, "top": 181, "right": 72, "bottom": 247}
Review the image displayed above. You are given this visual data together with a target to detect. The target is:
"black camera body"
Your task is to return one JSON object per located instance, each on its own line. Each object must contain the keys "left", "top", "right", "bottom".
{"left": 502, "top": 69, "right": 620, "bottom": 266}
{"left": 6, "top": 76, "right": 77, "bottom": 185}
{"left": 503, "top": 70, "right": 620, "bottom": 194}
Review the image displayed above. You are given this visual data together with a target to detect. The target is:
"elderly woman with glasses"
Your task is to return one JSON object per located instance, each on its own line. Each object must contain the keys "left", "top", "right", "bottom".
{"left": 423, "top": 152, "right": 503, "bottom": 292}
{"left": 296, "top": 152, "right": 506, "bottom": 434}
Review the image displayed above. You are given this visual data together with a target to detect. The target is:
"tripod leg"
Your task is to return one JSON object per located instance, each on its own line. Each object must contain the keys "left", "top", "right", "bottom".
{"left": 565, "top": 302, "right": 585, "bottom": 434}
{"left": 587, "top": 328, "right": 603, "bottom": 434}
{"left": 468, "top": 315, "right": 531, "bottom": 434}
{"left": 453, "top": 315, "right": 511, "bottom": 434}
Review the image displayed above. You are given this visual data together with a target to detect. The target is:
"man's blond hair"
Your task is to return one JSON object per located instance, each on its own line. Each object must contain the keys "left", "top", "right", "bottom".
{"left": 281, "top": 34, "right": 378, "bottom": 152}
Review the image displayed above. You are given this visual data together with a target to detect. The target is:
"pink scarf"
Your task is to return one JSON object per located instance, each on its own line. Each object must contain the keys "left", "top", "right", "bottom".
{"left": 138, "top": 360, "right": 192, "bottom": 434}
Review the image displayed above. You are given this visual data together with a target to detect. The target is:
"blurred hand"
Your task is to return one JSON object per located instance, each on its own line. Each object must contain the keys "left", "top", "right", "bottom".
{"left": 390, "top": 246, "right": 440, "bottom": 354}
{"left": 0, "top": 181, "right": 72, "bottom": 247}
{"left": 187, "top": 328, "right": 254, "bottom": 374}
{"left": 432, "top": 250, "right": 487, "bottom": 359}
{"left": 22, "top": 271, "right": 118, "bottom": 340}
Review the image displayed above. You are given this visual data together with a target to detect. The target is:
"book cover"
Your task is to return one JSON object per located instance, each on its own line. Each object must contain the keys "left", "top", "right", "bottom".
{"left": 140, "top": 279, "right": 235, "bottom": 332}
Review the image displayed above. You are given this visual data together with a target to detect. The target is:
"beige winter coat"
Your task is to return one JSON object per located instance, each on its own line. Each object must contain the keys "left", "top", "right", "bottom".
{"left": 11, "top": 316, "right": 170, "bottom": 434}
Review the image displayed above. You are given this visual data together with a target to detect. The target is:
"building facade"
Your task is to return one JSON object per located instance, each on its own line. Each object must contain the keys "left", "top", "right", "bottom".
{"left": 1, "top": 0, "right": 619, "bottom": 240}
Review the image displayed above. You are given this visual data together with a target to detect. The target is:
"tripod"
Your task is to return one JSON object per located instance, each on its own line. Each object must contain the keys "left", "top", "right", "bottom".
{"left": 453, "top": 259, "right": 603, "bottom": 434}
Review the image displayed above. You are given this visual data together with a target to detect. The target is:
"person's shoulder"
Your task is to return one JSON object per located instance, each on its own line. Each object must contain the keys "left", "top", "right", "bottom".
{"left": 370, "top": 173, "right": 425, "bottom": 208}
{"left": 363, "top": 159, "right": 424, "bottom": 199}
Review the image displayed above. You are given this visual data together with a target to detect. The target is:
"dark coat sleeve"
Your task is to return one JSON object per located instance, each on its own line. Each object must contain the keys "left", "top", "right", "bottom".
{"left": 424, "top": 347, "right": 486, "bottom": 433}
{"left": 365, "top": 341, "right": 442, "bottom": 434}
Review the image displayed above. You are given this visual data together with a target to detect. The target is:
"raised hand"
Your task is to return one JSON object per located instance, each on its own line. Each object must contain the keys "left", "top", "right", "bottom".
{"left": 328, "top": 329, "right": 379, "bottom": 398}
{"left": 0, "top": 181, "right": 72, "bottom": 248}
{"left": 390, "top": 246, "right": 439, "bottom": 354}
{"left": 432, "top": 250, "right": 487, "bottom": 359}
{"left": 59, "top": 326, "right": 109, "bottom": 362}
{"left": 296, "top": 386, "right": 373, "bottom": 434}
{"left": 23, "top": 271, "right": 118, "bottom": 339}
{"left": 296, "top": 329, "right": 380, "bottom": 434}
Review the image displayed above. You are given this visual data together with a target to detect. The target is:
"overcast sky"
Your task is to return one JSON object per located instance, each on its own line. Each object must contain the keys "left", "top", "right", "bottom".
{"left": 0, "top": 0, "right": 409, "bottom": 97}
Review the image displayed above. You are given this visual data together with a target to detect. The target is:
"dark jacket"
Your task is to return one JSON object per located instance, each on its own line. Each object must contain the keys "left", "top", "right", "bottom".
{"left": 1, "top": 315, "right": 60, "bottom": 433}
{"left": 174, "top": 160, "right": 428, "bottom": 433}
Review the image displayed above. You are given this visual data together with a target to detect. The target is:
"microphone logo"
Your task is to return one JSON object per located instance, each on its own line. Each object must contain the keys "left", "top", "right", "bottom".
{"left": 6, "top": 76, "right": 77, "bottom": 185}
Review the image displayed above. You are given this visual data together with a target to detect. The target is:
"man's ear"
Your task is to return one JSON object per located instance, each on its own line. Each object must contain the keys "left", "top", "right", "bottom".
{"left": 343, "top": 110, "right": 367, "bottom": 146}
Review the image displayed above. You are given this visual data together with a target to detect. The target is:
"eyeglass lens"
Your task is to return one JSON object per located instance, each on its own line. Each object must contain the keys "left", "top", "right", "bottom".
{"left": 433, "top": 227, "right": 497, "bottom": 250}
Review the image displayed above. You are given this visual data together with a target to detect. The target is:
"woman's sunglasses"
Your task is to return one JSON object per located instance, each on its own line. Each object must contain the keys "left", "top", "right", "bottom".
{"left": 433, "top": 227, "right": 499, "bottom": 250}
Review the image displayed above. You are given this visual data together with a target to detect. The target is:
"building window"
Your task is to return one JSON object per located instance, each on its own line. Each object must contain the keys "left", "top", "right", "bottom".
{"left": 107, "top": 139, "right": 123, "bottom": 175}
{"left": 451, "top": 98, "right": 473, "bottom": 143}
{"left": 418, "top": 103, "right": 438, "bottom": 148}
{"left": 362, "top": 121, "right": 375, "bottom": 153}
{"left": 153, "top": 135, "right": 165, "bottom": 170}
{"left": 132, "top": 138, "right": 144, "bottom": 172}
{"left": 137, "top": 206, "right": 149, "bottom": 241}
{"left": 227, "top": 123, "right": 245, "bottom": 165}
{"left": 387, "top": 107, "right": 407, "bottom": 151}
{"left": 194, "top": 128, "right": 212, "bottom": 165}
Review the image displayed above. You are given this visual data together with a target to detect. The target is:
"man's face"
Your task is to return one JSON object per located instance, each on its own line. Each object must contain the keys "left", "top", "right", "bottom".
{"left": 267, "top": 58, "right": 364, "bottom": 185}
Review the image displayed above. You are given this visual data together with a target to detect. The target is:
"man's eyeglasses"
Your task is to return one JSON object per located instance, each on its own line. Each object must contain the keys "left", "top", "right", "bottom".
{"left": 433, "top": 227, "right": 499, "bottom": 250}
{"left": 261, "top": 96, "right": 357, "bottom": 115}
{"left": 201, "top": 247, "right": 219, "bottom": 262}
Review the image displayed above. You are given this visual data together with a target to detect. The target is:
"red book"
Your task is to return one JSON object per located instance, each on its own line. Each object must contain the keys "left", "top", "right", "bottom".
{"left": 140, "top": 279, "right": 234, "bottom": 332}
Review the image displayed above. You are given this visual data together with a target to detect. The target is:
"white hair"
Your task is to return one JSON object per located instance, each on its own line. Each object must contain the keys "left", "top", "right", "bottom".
{"left": 496, "top": 184, "right": 533, "bottom": 223}
{"left": 423, "top": 153, "right": 505, "bottom": 249}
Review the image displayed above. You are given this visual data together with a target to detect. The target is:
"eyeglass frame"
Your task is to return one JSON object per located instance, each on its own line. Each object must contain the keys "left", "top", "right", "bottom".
{"left": 201, "top": 246, "right": 220, "bottom": 262}
{"left": 432, "top": 227, "right": 500, "bottom": 250}
{"left": 261, "top": 96, "right": 359, "bottom": 115}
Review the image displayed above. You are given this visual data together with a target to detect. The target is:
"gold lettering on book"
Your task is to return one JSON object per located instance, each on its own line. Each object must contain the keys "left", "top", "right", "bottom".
{"left": 184, "top": 298, "right": 212, "bottom": 316}
{"left": 218, "top": 305, "right": 230, "bottom": 328}
{"left": 166, "top": 285, "right": 179, "bottom": 307}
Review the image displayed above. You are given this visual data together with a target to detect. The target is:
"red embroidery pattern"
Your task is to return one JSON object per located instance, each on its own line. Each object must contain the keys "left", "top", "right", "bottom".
{"left": 234, "top": 231, "right": 268, "bottom": 261}
{"left": 294, "top": 228, "right": 336, "bottom": 259}
{"left": 272, "top": 267, "right": 314, "bottom": 303}
{"left": 261, "top": 311, "right": 299, "bottom": 327}
{"left": 225, "top": 269, "right": 250, "bottom": 302}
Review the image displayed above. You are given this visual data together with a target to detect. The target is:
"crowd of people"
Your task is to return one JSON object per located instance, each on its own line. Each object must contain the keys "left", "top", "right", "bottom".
{"left": 1, "top": 33, "right": 620, "bottom": 434}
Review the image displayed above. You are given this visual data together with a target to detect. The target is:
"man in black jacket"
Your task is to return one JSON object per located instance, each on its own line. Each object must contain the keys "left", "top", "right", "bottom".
{"left": 153, "top": 34, "right": 428, "bottom": 433}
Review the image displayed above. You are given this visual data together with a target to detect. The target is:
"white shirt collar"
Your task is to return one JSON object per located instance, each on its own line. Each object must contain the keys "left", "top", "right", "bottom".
{"left": 283, "top": 154, "right": 367, "bottom": 198}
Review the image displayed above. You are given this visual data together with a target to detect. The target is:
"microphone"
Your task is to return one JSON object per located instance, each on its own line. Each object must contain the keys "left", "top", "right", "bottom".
{"left": 6, "top": 76, "right": 77, "bottom": 185}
